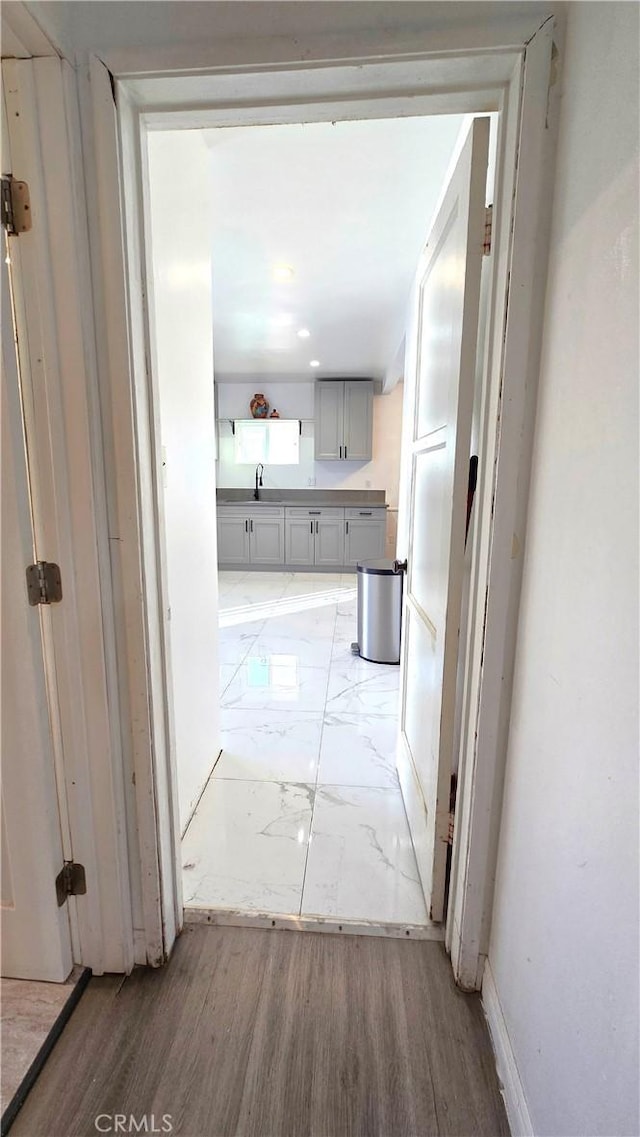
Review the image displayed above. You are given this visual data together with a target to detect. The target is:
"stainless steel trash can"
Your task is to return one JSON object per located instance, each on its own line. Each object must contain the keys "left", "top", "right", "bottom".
{"left": 355, "top": 559, "right": 403, "bottom": 664}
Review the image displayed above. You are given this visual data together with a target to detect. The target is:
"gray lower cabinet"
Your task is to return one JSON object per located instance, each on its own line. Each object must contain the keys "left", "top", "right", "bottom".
{"left": 249, "top": 515, "right": 285, "bottom": 564}
{"left": 344, "top": 509, "right": 386, "bottom": 565}
{"left": 315, "top": 518, "right": 344, "bottom": 566}
{"left": 285, "top": 518, "right": 315, "bottom": 565}
{"left": 285, "top": 508, "right": 344, "bottom": 566}
{"left": 217, "top": 508, "right": 284, "bottom": 565}
{"left": 217, "top": 513, "right": 250, "bottom": 565}
{"left": 218, "top": 504, "right": 385, "bottom": 567}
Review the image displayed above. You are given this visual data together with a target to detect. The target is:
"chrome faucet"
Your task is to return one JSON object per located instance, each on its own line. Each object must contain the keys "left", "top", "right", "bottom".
{"left": 254, "top": 463, "right": 264, "bottom": 501}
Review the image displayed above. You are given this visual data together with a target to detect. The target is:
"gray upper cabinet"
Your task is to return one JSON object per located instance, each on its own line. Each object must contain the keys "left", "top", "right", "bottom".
{"left": 314, "top": 382, "right": 344, "bottom": 460}
{"left": 343, "top": 381, "right": 373, "bottom": 461}
{"left": 314, "top": 380, "right": 373, "bottom": 461}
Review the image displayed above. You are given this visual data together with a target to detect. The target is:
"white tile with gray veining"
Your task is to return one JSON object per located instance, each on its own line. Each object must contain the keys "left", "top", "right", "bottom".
{"left": 301, "top": 785, "right": 428, "bottom": 925}
{"left": 182, "top": 778, "right": 314, "bottom": 914}
{"left": 216, "top": 709, "right": 323, "bottom": 783}
{"left": 182, "top": 570, "right": 429, "bottom": 929}
{"left": 325, "top": 661, "right": 400, "bottom": 715}
{"left": 222, "top": 660, "right": 329, "bottom": 712}
{"left": 317, "top": 713, "right": 399, "bottom": 789}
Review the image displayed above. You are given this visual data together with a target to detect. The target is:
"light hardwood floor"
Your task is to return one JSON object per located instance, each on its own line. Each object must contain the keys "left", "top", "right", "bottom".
{"left": 11, "top": 925, "right": 508, "bottom": 1137}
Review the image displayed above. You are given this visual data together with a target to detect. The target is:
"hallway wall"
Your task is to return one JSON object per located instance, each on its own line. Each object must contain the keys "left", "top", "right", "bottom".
{"left": 486, "top": 5, "right": 639, "bottom": 1135}
{"left": 147, "top": 131, "right": 220, "bottom": 828}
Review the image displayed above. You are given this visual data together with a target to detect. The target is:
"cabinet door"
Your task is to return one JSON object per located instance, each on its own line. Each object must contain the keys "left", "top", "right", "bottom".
{"left": 314, "top": 381, "right": 344, "bottom": 460}
{"left": 343, "top": 380, "right": 373, "bottom": 461}
{"left": 249, "top": 516, "right": 285, "bottom": 565}
{"left": 344, "top": 518, "right": 386, "bottom": 566}
{"left": 315, "top": 518, "right": 345, "bottom": 566}
{"left": 285, "top": 518, "right": 315, "bottom": 565}
{"left": 217, "top": 514, "right": 250, "bottom": 564}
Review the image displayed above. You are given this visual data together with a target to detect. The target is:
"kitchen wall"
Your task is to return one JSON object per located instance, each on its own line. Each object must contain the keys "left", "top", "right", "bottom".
{"left": 216, "top": 380, "right": 404, "bottom": 555}
{"left": 485, "top": 5, "right": 639, "bottom": 1135}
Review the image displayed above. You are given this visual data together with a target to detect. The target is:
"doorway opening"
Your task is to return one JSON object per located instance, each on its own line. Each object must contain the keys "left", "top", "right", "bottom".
{"left": 144, "top": 112, "right": 494, "bottom": 935}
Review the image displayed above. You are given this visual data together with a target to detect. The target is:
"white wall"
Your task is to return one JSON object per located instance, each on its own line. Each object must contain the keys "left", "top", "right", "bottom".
{"left": 147, "top": 131, "right": 219, "bottom": 830}
{"left": 217, "top": 381, "right": 404, "bottom": 554}
{"left": 486, "top": 6, "right": 639, "bottom": 1135}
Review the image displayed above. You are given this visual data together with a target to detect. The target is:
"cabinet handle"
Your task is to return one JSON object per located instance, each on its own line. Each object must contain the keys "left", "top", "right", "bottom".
{"left": 308, "top": 510, "right": 321, "bottom": 515}
{"left": 346, "top": 520, "right": 349, "bottom": 534}
{"left": 359, "top": 511, "right": 372, "bottom": 516}
{"left": 316, "top": 520, "right": 319, "bottom": 534}
{"left": 339, "top": 445, "right": 342, "bottom": 459}
{"left": 345, "top": 446, "right": 348, "bottom": 459}
{"left": 250, "top": 519, "right": 253, "bottom": 532}
{"left": 245, "top": 519, "right": 248, "bottom": 532}
{"left": 310, "top": 521, "right": 313, "bottom": 534}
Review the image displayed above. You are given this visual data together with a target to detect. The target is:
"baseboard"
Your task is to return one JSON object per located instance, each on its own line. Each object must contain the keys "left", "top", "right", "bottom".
{"left": 482, "top": 961, "right": 534, "bottom": 1137}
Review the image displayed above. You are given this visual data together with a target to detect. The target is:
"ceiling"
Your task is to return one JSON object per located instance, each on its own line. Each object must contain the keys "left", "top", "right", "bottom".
{"left": 206, "top": 115, "right": 464, "bottom": 384}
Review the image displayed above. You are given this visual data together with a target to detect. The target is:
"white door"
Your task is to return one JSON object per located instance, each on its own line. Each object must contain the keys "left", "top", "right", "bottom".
{"left": 398, "top": 118, "right": 489, "bottom": 923}
{"left": 1, "top": 250, "right": 73, "bottom": 981}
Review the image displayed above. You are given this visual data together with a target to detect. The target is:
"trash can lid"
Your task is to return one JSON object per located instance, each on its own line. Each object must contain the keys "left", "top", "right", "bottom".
{"left": 356, "top": 558, "right": 399, "bottom": 576}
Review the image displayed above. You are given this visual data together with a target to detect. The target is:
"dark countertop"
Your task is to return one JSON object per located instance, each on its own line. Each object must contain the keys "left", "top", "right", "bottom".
{"left": 217, "top": 489, "right": 387, "bottom": 508}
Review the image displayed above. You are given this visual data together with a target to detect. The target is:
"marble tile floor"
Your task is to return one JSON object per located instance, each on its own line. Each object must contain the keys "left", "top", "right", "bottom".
{"left": 182, "top": 571, "right": 430, "bottom": 929}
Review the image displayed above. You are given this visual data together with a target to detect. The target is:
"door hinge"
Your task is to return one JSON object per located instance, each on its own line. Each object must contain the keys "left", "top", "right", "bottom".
{"left": 26, "top": 561, "right": 63, "bottom": 606}
{"left": 1, "top": 176, "right": 32, "bottom": 235}
{"left": 56, "top": 861, "right": 86, "bottom": 907}
{"left": 483, "top": 205, "right": 493, "bottom": 255}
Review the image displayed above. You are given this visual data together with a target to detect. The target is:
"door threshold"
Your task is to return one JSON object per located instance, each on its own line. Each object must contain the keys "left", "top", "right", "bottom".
{"left": 184, "top": 906, "right": 443, "bottom": 941}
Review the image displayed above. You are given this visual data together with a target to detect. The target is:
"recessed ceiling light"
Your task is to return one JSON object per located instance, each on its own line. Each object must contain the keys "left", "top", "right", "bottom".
{"left": 297, "top": 328, "right": 311, "bottom": 338}
{"left": 309, "top": 360, "right": 320, "bottom": 368}
{"left": 273, "top": 263, "right": 295, "bottom": 282}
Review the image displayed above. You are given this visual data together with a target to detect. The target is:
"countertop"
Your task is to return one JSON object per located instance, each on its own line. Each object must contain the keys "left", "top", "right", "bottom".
{"left": 217, "top": 490, "right": 388, "bottom": 508}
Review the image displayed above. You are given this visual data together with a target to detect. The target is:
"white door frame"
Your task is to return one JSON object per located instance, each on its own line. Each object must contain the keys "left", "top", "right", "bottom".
{"left": 7, "top": 12, "right": 557, "bottom": 984}
{"left": 2, "top": 57, "right": 136, "bottom": 974}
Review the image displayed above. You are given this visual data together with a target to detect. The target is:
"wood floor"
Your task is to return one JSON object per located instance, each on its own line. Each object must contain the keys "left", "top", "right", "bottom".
{"left": 11, "top": 925, "right": 508, "bottom": 1137}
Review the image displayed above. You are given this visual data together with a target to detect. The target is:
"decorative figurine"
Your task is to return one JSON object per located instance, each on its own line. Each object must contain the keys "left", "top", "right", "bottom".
{"left": 250, "top": 393, "right": 269, "bottom": 418}
{"left": 269, "top": 408, "right": 280, "bottom": 418}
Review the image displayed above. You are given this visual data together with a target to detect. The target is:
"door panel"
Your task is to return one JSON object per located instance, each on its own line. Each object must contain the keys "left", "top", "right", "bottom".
{"left": 410, "top": 443, "right": 448, "bottom": 622}
{"left": 315, "top": 519, "right": 344, "bottom": 566}
{"left": 343, "top": 381, "right": 373, "bottom": 461}
{"left": 398, "top": 117, "right": 489, "bottom": 923}
{"left": 285, "top": 519, "right": 315, "bottom": 565}
{"left": 249, "top": 517, "right": 284, "bottom": 565}
{"left": 314, "top": 382, "right": 343, "bottom": 460}
{"left": 1, "top": 254, "right": 73, "bottom": 981}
